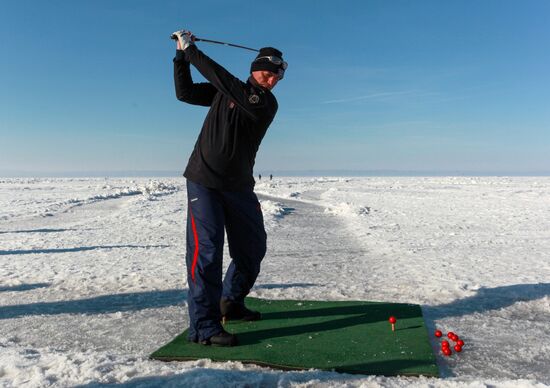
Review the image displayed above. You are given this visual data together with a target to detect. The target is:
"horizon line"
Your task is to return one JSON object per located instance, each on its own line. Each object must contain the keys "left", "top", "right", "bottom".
{"left": 2, "top": 169, "right": 550, "bottom": 178}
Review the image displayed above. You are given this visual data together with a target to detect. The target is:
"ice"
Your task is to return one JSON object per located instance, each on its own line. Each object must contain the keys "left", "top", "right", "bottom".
{"left": 1, "top": 177, "right": 549, "bottom": 387}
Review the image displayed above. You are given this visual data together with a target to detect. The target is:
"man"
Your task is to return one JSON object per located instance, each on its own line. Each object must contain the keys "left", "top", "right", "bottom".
{"left": 172, "top": 30, "right": 286, "bottom": 347}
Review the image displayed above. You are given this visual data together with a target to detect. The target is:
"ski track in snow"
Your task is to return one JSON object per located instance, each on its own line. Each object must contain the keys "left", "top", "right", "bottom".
{"left": 1, "top": 177, "right": 549, "bottom": 387}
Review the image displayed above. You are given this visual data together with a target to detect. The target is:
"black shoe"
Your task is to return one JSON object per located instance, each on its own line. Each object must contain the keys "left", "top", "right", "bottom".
{"left": 199, "top": 329, "right": 238, "bottom": 347}
{"left": 220, "top": 298, "right": 261, "bottom": 321}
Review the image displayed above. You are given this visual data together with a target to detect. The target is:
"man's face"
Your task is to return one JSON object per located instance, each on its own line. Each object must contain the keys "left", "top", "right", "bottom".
{"left": 252, "top": 70, "right": 279, "bottom": 90}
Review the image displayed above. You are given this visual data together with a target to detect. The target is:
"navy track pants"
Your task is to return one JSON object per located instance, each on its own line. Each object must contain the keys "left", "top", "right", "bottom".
{"left": 185, "top": 179, "right": 267, "bottom": 342}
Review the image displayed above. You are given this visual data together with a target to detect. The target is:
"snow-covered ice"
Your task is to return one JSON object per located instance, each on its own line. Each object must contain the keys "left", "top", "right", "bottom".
{"left": 1, "top": 176, "right": 549, "bottom": 387}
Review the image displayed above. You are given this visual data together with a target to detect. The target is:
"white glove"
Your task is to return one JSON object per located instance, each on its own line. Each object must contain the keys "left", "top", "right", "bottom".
{"left": 172, "top": 29, "right": 195, "bottom": 51}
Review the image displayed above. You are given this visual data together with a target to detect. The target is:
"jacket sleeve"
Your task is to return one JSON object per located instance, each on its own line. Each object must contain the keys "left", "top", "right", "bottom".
{"left": 185, "top": 45, "right": 261, "bottom": 120}
{"left": 174, "top": 50, "right": 217, "bottom": 106}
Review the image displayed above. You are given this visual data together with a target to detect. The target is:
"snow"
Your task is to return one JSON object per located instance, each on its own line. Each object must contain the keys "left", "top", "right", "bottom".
{"left": 1, "top": 176, "right": 549, "bottom": 387}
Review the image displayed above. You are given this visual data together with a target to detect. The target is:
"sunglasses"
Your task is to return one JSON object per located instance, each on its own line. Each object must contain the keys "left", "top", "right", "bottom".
{"left": 254, "top": 55, "right": 288, "bottom": 70}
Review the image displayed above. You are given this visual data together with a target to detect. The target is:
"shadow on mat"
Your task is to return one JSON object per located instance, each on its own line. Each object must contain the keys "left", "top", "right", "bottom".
{"left": 424, "top": 282, "right": 550, "bottom": 320}
{"left": 261, "top": 302, "right": 419, "bottom": 321}
{"left": 0, "top": 289, "right": 187, "bottom": 319}
{"left": 238, "top": 304, "right": 421, "bottom": 345}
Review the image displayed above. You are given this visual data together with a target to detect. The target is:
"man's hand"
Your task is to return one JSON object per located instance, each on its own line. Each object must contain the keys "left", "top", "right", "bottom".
{"left": 172, "top": 30, "right": 195, "bottom": 51}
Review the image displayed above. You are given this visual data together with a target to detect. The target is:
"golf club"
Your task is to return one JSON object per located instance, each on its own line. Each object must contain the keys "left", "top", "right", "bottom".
{"left": 170, "top": 34, "right": 259, "bottom": 52}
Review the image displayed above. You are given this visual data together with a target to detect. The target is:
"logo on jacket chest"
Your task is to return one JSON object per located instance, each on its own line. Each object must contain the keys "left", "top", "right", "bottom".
{"left": 227, "top": 92, "right": 260, "bottom": 109}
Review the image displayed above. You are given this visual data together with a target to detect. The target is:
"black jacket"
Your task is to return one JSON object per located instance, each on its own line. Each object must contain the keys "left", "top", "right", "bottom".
{"left": 174, "top": 46, "right": 278, "bottom": 191}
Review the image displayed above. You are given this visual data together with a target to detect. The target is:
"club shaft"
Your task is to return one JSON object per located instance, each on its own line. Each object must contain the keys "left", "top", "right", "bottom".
{"left": 170, "top": 34, "right": 259, "bottom": 52}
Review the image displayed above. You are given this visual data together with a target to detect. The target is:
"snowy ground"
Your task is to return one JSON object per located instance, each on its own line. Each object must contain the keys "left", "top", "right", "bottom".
{"left": 1, "top": 176, "right": 549, "bottom": 387}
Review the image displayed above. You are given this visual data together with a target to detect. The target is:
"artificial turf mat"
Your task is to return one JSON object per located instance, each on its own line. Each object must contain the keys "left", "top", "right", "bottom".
{"left": 151, "top": 297, "right": 439, "bottom": 377}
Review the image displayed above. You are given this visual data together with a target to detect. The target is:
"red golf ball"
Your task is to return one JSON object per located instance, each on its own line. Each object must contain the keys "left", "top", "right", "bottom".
{"left": 389, "top": 316, "right": 397, "bottom": 324}
{"left": 457, "top": 339, "right": 465, "bottom": 347}
{"left": 441, "top": 340, "right": 450, "bottom": 348}
{"left": 434, "top": 330, "right": 443, "bottom": 337}
{"left": 442, "top": 348, "right": 452, "bottom": 356}
{"left": 454, "top": 345, "right": 462, "bottom": 352}
{"left": 447, "top": 332, "right": 456, "bottom": 339}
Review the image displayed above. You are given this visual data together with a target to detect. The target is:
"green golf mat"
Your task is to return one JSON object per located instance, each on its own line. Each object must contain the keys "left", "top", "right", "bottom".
{"left": 150, "top": 297, "right": 439, "bottom": 377}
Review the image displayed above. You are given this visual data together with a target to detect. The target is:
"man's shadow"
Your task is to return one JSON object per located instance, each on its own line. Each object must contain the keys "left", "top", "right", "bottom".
{"left": 0, "top": 289, "right": 188, "bottom": 319}
{"left": 424, "top": 282, "right": 550, "bottom": 320}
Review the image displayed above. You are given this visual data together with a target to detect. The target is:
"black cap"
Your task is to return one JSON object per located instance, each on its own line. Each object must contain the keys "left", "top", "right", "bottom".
{"left": 250, "top": 47, "right": 284, "bottom": 74}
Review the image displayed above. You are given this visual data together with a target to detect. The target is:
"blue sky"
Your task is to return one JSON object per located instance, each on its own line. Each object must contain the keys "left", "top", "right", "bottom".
{"left": 1, "top": 0, "right": 549, "bottom": 176}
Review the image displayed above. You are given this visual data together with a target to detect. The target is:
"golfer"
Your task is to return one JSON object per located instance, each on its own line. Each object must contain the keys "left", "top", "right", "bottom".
{"left": 172, "top": 30, "right": 287, "bottom": 346}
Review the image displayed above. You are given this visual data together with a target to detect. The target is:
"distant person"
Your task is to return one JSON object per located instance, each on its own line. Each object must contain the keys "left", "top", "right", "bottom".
{"left": 259, "top": 174, "right": 262, "bottom": 180}
{"left": 172, "top": 30, "right": 287, "bottom": 346}
{"left": 270, "top": 174, "right": 273, "bottom": 181}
